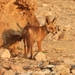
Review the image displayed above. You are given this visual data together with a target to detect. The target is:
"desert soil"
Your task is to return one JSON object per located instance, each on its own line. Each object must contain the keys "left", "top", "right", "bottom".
{"left": 0, "top": 0, "right": 75, "bottom": 75}
{"left": 35, "top": 0, "right": 75, "bottom": 58}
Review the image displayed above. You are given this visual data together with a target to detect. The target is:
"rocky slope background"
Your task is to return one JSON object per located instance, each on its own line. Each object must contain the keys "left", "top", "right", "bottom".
{"left": 0, "top": 0, "right": 75, "bottom": 75}
{"left": 0, "top": 0, "right": 39, "bottom": 51}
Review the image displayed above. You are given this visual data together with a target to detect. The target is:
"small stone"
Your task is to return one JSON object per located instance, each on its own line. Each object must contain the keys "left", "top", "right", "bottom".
{"left": 42, "top": 3, "right": 48, "bottom": 7}
{"left": 63, "top": 58, "right": 75, "bottom": 65}
{"left": 42, "top": 69, "right": 51, "bottom": 74}
{"left": 2, "top": 63, "right": 11, "bottom": 70}
{"left": 0, "top": 48, "right": 11, "bottom": 58}
{"left": 52, "top": 65, "right": 65, "bottom": 72}
{"left": 54, "top": 48, "right": 66, "bottom": 51}
{"left": 31, "top": 69, "right": 50, "bottom": 75}
{"left": 59, "top": 69, "right": 70, "bottom": 75}
{"left": 35, "top": 52, "right": 47, "bottom": 61}
{"left": 55, "top": 72, "right": 60, "bottom": 75}
{"left": 52, "top": 64, "right": 70, "bottom": 75}
{"left": 63, "top": 63, "right": 71, "bottom": 69}
{"left": 0, "top": 67, "right": 6, "bottom": 75}
{"left": 19, "top": 72, "right": 32, "bottom": 75}
{"left": 41, "top": 61, "right": 49, "bottom": 68}
{"left": 43, "top": 12, "right": 52, "bottom": 16}
{"left": 64, "top": 24, "right": 72, "bottom": 31}
{"left": 11, "top": 65, "right": 25, "bottom": 73}
{"left": 71, "top": 69, "right": 75, "bottom": 74}
{"left": 46, "top": 65, "right": 55, "bottom": 69}
{"left": 4, "top": 70, "right": 15, "bottom": 75}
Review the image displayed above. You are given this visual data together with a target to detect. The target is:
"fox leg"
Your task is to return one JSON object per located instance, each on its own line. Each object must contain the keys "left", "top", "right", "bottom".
{"left": 30, "top": 40, "right": 34, "bottom": 59}
{"left": 37, "top": 41, "right": 42, "bottom": 52}
{"left": 26, "top": 37, "right": 34, "bottom": 59}
{"left": 23, "top": 38, "right": 26, "bottom": 56}
{"left": 26, "top": 38, "right": 32, "bottom": 58}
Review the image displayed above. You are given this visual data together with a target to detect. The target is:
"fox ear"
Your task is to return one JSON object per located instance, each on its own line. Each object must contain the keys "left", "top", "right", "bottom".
{"left": 52, "top": 17, "right": 57, "bottom": 24}
{"left": 45, "top": 16, "right": 50, "bottom": 25}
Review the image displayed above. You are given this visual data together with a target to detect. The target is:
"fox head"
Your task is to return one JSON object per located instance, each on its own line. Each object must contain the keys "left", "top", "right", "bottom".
{"left": 45, "top": 16, "right": 57, "bottom": 34}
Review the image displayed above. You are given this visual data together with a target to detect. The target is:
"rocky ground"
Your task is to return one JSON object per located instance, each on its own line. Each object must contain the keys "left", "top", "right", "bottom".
{"left": 0, "top": 0, "right": 75, "bottom": 75}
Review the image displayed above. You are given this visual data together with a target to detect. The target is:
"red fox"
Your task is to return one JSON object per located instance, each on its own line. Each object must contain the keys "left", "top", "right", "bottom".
{"left": 22, "top": 16, "right": 57, "bottom": 59}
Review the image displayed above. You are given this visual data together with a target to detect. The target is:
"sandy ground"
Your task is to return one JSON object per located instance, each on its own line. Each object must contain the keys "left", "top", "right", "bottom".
{"left": 16, "top": 0, "right": 75, "bottom": 67}
{"left": 0, "top": 0, "right": 75, "bottom": 75}
{"left": 35, "top": 0, "right": 75, "bottom": 58}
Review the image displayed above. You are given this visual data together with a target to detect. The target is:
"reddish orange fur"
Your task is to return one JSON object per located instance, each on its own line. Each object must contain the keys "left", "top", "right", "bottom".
{"left": 22, "top": 16, "right": 57, "bottom": 59}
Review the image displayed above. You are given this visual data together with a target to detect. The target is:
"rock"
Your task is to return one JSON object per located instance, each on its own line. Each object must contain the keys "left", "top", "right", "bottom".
{"left": 54, "top": 48, "right": 66, "bottom": 51}
{"left": 53, "top": 31, "right": 65, "bottom": 41}
{"left": 0, "top": 48, "right": 11, "bottom": 58}
{"left": 64, "top": 24, "right": 72, "bottom": 31}
{"left": 43, "top": 12, "right": 52, "bottom": 16}
{"left": 16, "top": 0, "right": 37, "bottom": 10}
{"left": 54, "top": 68, "right": 70, "bottom": 75}
{"left": 71, "top": 69, "right": 75, "bottom": 74}
{"left": 32, "top": 70, "right": 50, "bottom": 75}
{"left": 41, "top": 61, "right": 49, "bottom": 68}
{"left": 2, "top": 63, "right": 11, "bottom": 70}
{"left": 11, "top": 65, "right": 25, "bottom": 74}
{"left": 35, "top": 52, "right": 47, "bottom": 61}
{"left": 62, "top": 63, "right": 71, "bottom": 69}
{"left": 0, "top": 67, "right": 6, "bottom": 75}
{"left": 63, "top": 58, "right": 75, "bottom": 65}
{"left": 38, "top": 61, "right": 44, "bottom": 67}
{"left": 19, "top": 72, "right": 32, "bottom": 75}
{"left": 4, "top": 70, "right": 15, "bottom": 75}
{"left": 32, "top": 73, "right": 39, "bottom": 75}
{"left": 46, "top": 65, "right": 55, "bottom": 69}
{"left": 52, "top": 65, "right": 65, "bottom": 72}
{"left": 52, "top": 64, "right": 70, "bottom": 74}
{"left": 42, "top": 3, "right": 48, "bottom": 7}
{"left": 0, "top": 0, "right": 39, "bottom": 54}
{"left": 42, "top": 69, "right": 51, "bottom": 74}
{"left": 45, "top": 73, "right": 52, "bottom": 75}
{"left": 59, "top": 68, "right": 70, "bottom": 75}
{"left": 55, "top": 72, "right": 60, "bottom": 75}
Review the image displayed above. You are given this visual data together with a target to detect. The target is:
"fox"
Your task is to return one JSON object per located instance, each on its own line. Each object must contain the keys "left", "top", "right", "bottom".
{"left": 22, "top": 16, "right": 57, "bottom": 59}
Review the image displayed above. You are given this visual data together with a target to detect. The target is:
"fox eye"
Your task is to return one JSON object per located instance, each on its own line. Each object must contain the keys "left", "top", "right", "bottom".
{"left": 49, "top": 27, "right": 55, "bottom": 32}
{"left": 50, "top": 27, "right": 53, "bottom": 30}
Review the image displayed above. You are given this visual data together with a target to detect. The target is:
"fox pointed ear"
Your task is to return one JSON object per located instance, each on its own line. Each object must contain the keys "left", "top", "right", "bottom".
{"left": 52, "top": 17, "right": 57, "bottom": 24}
{"left": 45, "top": 16, "right": 50, "bottom": 25}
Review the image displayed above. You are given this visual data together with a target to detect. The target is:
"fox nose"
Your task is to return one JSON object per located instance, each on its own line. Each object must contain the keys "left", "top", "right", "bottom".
{"left": 53, "top": 31, "right": 57, "bottom": 35}
{"left": 55, "top": 31, "right": 57, "bottom": 33}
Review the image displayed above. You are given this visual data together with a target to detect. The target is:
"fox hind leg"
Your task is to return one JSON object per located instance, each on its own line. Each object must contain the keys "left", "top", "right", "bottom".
{"left": 23, "top": 37, "right": 27, "bottom": 57}
{"left": 26, "top": 38, "right": 34, "bottom": 59}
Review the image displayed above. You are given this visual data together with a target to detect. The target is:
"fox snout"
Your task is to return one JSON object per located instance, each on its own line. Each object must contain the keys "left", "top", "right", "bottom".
{"left": 52, "top": 27, "right": 57, "bottom": 35}
{"left": 53, "top": 30, "right": 57, "bottom": 35}
{"left": 53, "top": 26, "right": 60, "bottom": 35}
